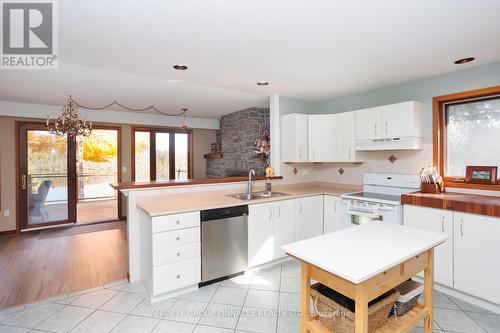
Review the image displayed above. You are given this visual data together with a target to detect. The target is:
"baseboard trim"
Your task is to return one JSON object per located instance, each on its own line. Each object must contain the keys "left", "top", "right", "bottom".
{"left": 0, "top": 230, "right": 16, "bottom": 235}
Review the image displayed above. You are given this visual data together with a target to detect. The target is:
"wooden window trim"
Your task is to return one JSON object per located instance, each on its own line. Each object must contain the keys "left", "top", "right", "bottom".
{"left": 131, "top": 126, "right": 193, "bottom": 181}
{"left": 433, "top": 85, "right": 500, "bottom": 191}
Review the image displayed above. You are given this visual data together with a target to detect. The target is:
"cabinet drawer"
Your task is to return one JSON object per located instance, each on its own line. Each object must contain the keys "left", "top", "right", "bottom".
{"left": 153, "top": 242, "right": 201, "bottom": 266}
{"left": 152, "top": 211, "right": 200, "bottom": 233}
{"left": 153, "top": 258, "right": 201, "bottom": 295}
{"left": 153, "top": 227, "right": 200, "bottom": 250}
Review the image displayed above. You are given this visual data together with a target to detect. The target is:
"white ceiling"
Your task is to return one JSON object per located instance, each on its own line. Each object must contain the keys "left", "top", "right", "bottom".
{"left": 2, "top": 0, "right": 500, "bottom": 118}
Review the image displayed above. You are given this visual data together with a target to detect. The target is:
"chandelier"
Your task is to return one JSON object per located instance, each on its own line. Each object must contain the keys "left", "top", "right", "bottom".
{"left": 46, "top": 96, "right": 93, "bottom": 137}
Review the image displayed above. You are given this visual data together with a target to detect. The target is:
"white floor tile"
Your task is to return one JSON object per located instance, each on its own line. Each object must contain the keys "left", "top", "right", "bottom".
{"left": 236, "top": 307, "right": 277, "bottom": 333}
{"left": 52, "top": 296, "right": 79, "bottom": 306}
{"left": 199, "top": 303, "right": 240, "bottom": 329}
{"left": 0, "top": 325, "right": 30, "bottom": 333}
{"left": 433, "top": 307, "right": 485, "bottom": 333}
{"left": 70, "top": 310, "right": 125, "bottom": 333}
{"left": 35, "top": 305, "right": 93, "bottom": 333}
{"left": 244, "top": 290, "right": 279, "bottom": 310}
{"left": 179, "top": 284, "right": 219, "bottom": 303}
{"left": 278, "top": 292, "right": 300, "bottom": 311}
{"left": 210, "top": 287, "right": 248, "bottom": 306}
{"left": 193, "top": 325, "right": 233, "bottom": 333}
{"left": 0, "top": 306, "right": 25, "bottom": 323}
{"left": 130, "top": 298, "right": 176, "bottom": 319}
{"left": 450, "top": 295, "right": 494, "bottom": 314}
{"left": 151, "top": 320, "right": 195, "bottom": 333}
{"left": 166, "top": 299, "right": 208, "bottom": 324}
{"left": 250, "top": 274, "right": 281, "bottom": 292}
{"left": 220, "top": 274, "right": 252, "bottom": 289}
{"left": 277, "top": 314, "right": 300, "bottom": 333}
{"left": 280, "top": 277, "right": 301, "bottom": 294}
{"left": 110, "top": 314, "right": 160, "bottom": 333}
{"left": 107, "top": 281, "right": 146, "bottom": 295}
{"left": 70, "top": 289, "right": 118, "bottom": 309}
{"left": 281, "top": 261, "right": 301, "bottom": 278}
{"left": 100, "top": 291, "right": 145, "bottom": 314}
{"left": 253, "top": 265, "right": 281, "bottom": 278}
{"left": 3, "top": 303, "right": 64, "bottom": 328}
{"left": 466, "top": 311, "right": 500, "bottom": 333}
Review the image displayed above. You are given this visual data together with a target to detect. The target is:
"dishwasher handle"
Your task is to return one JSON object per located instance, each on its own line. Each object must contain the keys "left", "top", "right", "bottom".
{"left": 201, "top": 205, "right": 249, "bottom": 222}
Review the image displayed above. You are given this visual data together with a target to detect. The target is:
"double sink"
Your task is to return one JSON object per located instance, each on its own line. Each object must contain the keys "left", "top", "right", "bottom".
{"left": 227, "top": 191, "right": 288, "bottom": 201}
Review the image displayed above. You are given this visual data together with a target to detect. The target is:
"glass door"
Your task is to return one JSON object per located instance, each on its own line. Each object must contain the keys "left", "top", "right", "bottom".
{"left": 19, "top": 123, "right": 76, "bottom": 229}
{"left": 76, "top": 128, "right": 119, "bottom": 224}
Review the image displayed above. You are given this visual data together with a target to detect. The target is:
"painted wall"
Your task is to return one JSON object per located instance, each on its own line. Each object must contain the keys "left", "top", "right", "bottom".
{"left": 193, "top": 129, "right": 217, "bottom": 179}
{"left": 314, "top": 61, "right": 500, "bottom": 142}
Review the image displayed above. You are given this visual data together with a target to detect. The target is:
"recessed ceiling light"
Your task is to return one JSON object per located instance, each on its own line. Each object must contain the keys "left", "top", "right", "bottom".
{"left": 257, "top": 81, "right": 269, "bottom": 86}
{"left": 454, "top": 57, "right": 475, "bottom": 64}
{"left": 173, "top": 64, "right": 188, "bottom": 70}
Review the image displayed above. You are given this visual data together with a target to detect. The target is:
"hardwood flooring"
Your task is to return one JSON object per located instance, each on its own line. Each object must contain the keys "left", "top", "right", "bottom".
{"left": 0, "top": 226, "right": 127, "bottom": 310}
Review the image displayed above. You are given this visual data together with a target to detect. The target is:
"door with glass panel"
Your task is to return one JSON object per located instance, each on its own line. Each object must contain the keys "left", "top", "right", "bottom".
{"left": 18, "top": 123, "right": 76, "bottom": 229}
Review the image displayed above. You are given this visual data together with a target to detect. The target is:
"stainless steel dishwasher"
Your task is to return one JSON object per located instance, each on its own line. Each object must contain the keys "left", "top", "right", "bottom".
{"left": 201, "top": 205, "right": 248, "bottom": 285}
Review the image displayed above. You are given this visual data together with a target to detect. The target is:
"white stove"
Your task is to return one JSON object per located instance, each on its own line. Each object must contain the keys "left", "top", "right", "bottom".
{"left": 340, "top": 173, "right": 420, "bottom": 229}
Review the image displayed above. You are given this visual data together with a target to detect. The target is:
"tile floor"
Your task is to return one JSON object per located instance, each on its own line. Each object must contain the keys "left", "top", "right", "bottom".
{"left": 0, "top": 259, "right": 498, "bottom": 333}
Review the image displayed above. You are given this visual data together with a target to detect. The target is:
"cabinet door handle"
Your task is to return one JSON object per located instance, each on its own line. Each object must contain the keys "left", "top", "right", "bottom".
{"left": 441, "top": 216, "right": 445, "bottom": 232}
{"left": 460, "top": 219, "right": 464, "bottom": 236}
{"left": 21, "top": 175, "right": 27, "bottom": 190}
{"left": 334, "top": 200, "right": 337, "bottom": 212}
{"left": 177, "top": 252, "right": 181, "bottom": 257}
{"left": 298, "top": 148, "right": 302, "bottom": 159}
{"left": 176, "top": 220, "right": 180, "bottom": 225}
{"left": 298, "top": 202, "right": 303, "bottom": 214}
{"left": 277, "top": 205, "right": 281, "bottom": 218}
{"left": 348, "top": 147, "right": 352, "bottom": 160}
{"left": 268, "top": 206, "right": 273, "bottom": 220}
{"left": 176, "top": 274, "right": 181, "bottom": 279}
{"left": 374, "top": 123, "right": 378, "bottom": 135}
{"left": 385, "top": 121, "right": 389, "bottom": 135}
{"left": 312, "top": 148, "right": 315, "bottom": 160}
{"left": 176, "top": 237, "right": 180, "bottom": 241}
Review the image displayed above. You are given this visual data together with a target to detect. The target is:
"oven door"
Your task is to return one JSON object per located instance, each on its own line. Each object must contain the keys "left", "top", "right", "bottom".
{"left": 340, "top": 200, "right": 401, "bottom": 229}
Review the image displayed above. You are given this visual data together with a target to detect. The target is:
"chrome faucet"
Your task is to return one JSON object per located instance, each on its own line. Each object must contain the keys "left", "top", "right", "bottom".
{"left": 247, "top": 169, "right": 256, "bottom": 196}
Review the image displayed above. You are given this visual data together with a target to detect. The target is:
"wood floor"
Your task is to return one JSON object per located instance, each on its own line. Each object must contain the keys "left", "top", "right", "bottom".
{"left": 0, "top": 226, "right": 127, "bottom": 310}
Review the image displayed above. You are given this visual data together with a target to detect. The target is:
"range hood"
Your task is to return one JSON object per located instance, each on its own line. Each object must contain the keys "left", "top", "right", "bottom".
{"left": 355, "top": 136, "right": 424, "bottom": 151}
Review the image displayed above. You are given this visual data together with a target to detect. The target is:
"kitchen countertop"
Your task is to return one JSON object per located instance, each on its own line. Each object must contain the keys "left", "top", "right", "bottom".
{"left": 136, "top": 182, "right": 360, "bottom": 217}
{"left": 282, "top": 223, "right": 448, "bottom": 284}
{"left": 402, "top": 191, "right": 500, "bottom": 218}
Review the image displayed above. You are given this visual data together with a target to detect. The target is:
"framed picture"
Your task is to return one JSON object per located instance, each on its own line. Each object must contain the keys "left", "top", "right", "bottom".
{"left": 465, "top": 166, "right": 498, "bottom": 185}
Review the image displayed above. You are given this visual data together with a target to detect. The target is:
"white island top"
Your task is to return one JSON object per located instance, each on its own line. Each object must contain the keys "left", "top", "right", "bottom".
{"left": 282, "top": 223, "right": 448, "bottom": 284}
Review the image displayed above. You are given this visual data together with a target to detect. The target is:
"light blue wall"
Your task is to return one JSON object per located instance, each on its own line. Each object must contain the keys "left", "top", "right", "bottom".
{"left": 314, "top": 61, "right": 500, "bottom": 142}
{"left": 279, "top": 96, "right": 317, "bottom": 115}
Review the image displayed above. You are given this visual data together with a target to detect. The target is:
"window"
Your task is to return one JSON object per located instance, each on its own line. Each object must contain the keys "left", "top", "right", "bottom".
{"left": 434, "top": 86, "right": 500, "bottom": 189}
{"left": 132, "top": 127, "right": 192, "bottom": 181}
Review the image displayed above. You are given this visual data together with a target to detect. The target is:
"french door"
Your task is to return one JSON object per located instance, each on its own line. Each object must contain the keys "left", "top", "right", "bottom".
{"left": 18, "top": 122, "right": 121, "bottom": 230}
{"left": 18, "top": 123, "right": 76, "bottom": 229}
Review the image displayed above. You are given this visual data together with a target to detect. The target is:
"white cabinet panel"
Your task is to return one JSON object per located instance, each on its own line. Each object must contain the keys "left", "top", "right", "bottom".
{"left": 403, "top": 205, "right": 453, "bottom": 287}
{"left": 382, "top": 101, "right": 423, "bottom": 138}
{"left": 355, "top": 107, "right": 382, "bottom": 141}
{"left": 273, "top": 200, "right": 296, "bottom": 259}
{"left": 308, "top": 115, "right": 335, "bottom": 162}
{"left": 323, "top": 196, "right": 341, "bottom": 234}
{"left": 152, "top": 211, "right": 200, "bottom": 233}
{"left": 248, "top": 202, "right": 275, "bottom": 267}
{"left": 335, "top": 112, "right": 358, "bottom": 162}
{"left": 281, "top": 113, "right": 308, "bottom": 162}
{"left": 454, "top": 212, "right": 500, "bottom": 304}
{"left": 153, "top": 258, "right": 201, "bottom": 295}
{"left": 296, "top": 196, "right": 324, "bottom": 241}
{"left": 153, "top": 242, "right": 201, "bottom": 266}
{"left": 153, "top": 227, "right": 200, "bottom": 250}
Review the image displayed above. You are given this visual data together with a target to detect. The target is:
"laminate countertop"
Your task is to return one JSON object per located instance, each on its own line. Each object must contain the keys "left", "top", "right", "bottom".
{"left": 136, "top": 182, "right": 360, "bottom": 217}
{"left": 402, "top": 191, "right": 500, "bottom": 218}
{"left": 282, "top": 223, "right": 447, "bottom": 284}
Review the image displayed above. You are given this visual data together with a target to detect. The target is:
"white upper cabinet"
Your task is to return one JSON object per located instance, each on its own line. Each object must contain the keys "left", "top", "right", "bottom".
{"left": 382, "top": 101, "right": 424, "bottom": 139}
{"left": 281, "top": 113, "right": 308, "bottom": 162}
{"left": 308, "top": 115, "right": 336, "bottom": 162}
{"left": 354, "top": 107, "right": 382, "bottom": 142}
{"left": 335, "top": 112, "right": 360, "bottom": 162}
{"left": 355, "top": 101, "right": 424, "bottom": 150}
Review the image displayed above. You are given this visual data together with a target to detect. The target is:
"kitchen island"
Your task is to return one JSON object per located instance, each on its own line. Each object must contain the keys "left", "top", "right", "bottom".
{"left": 282, "top": 223, "right": 448, "bottom": 333}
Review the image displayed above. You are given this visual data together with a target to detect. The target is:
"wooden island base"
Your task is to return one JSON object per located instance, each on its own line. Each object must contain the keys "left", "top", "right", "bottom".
{"left": 298, "top": 248, "right": 435, "bottom": 333}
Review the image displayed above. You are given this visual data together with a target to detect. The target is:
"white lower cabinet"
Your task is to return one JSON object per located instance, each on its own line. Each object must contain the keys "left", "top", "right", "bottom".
{"left": 273, "top": 200, "right": 297, "bottom": 259}
{"left": 296, "top": 196, "right": 324, "bottom": 241}
{"left": 403, "top": 205, "right": 453, "bottom": 287}
{"left": 146, "top": 211, "right": 201, "bottom": 297}
{"left": 248, "top": 202, "right": 276, "bottom": 267}
{"left": 323, "top": 195, "right": 341, "bottom": 234}
{"left": 454, "top": 212, "right": 500, "bottom": 305}
{"left": 404, "top": 205, "right": 500, "bottom": 305}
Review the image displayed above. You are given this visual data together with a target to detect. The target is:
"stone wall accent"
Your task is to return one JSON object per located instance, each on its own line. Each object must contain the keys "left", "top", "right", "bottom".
{"left": 206, "top": 107, "right": 270, "bottom": 178}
